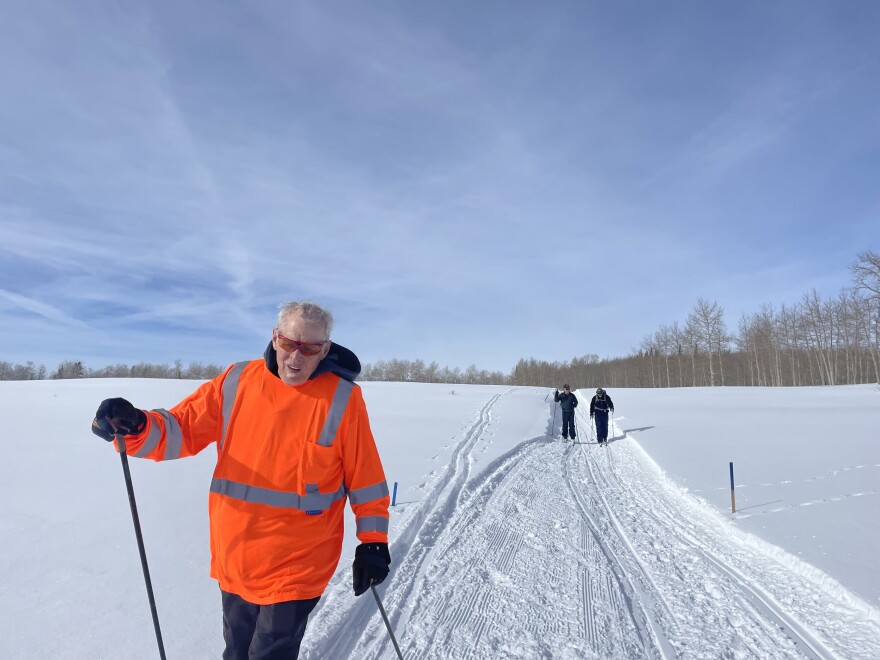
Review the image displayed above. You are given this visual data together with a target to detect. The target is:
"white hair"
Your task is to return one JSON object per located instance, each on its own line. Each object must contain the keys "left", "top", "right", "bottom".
{"left": 276, "top": 301, "right": 333, "bottom": 340}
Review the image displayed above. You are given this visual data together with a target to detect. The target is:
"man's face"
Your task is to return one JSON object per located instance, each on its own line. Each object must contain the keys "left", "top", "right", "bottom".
{"left": 273, "top": 314, "right": 331, "bottom": 386}
{"left": 564, "top": 387, "right": 570, "bottom": 394}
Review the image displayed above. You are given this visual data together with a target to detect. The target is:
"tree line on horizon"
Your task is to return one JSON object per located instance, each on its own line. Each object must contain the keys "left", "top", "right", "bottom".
{"left": 3, "top": 252, "right": 877, "bottom": 388}
{"left": 0, "top": 359, "right": 226, "bottom": 382}
{"left": 511, "top": 250, "right": 879, "bottom": 389}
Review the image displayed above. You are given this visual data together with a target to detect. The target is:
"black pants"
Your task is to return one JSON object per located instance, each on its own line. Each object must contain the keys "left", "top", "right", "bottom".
{"left": 595, "top": 411, "right": 609, "bottom": 442}
{"left": 221, "top": 590, "right": 320, "bottom": 660}
{"left": 561, "top": 411, "right": 576, "bottom": 439}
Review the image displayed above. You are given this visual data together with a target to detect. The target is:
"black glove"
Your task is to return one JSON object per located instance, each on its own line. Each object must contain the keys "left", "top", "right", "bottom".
{"left": 590, "top": 413, "right": 594, "bottom": 419}
{"left": 91, "top": 398, "right": 147, "bottom": 442}
{"left": 352, "top": 542, "right": 391, "bottom": 596}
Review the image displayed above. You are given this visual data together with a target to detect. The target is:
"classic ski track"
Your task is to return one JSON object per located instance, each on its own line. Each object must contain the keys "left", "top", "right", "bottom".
{"left": 579, "top": 421, "right": 839, "bottom": 660}
{"left": 395, "top": 439, "right": 645, "bottom": 659}
{"left": 395, "top": 442, "right": 537, "bottom": 658}
{"left": 380, "top": 422, "right": 567, "bottom": 657}
{"left": 602, "top": 450, "right": 835, "bottom": 659}
{"left": 563, "top": 441, "right": 677, "bottom": 660}
{"left": 303, "top": 392, "right": 505, "bottom": 660}
{"left": 387, "top": 394, "right": 506, "bottom": 624}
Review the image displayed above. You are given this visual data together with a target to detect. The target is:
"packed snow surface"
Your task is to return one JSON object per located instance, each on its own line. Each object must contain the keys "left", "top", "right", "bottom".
{"left": 0, "top": 380, "right": 877, "bottom": 659}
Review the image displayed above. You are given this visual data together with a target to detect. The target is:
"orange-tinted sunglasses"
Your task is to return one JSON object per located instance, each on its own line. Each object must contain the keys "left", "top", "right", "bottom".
{"left": 274, "top": 330, "right": 327, "bottom": 356}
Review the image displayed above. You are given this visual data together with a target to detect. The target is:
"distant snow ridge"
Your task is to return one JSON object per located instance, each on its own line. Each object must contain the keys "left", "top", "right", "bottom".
{"left": 303, "top": 397, "right": 880, "bottom": 660}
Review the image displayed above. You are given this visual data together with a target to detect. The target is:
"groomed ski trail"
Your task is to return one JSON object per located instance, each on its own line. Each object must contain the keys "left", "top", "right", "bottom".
{"left": 303, "top": 394, "right": 880, "bottom": 660}
{"left": 301, "top": 391, "right": 515, "bottom": 659}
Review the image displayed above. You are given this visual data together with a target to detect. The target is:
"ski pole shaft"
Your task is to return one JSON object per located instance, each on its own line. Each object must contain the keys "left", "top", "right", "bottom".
{"left": 371, "top": 583, "right": 404, "bottom": 660}
{"left": 116, "top": 434, "right": 167, "bottom": 660}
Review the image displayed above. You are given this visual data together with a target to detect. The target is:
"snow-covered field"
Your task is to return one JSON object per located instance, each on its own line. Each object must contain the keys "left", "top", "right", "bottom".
{"left": 0, "top": 379, "right": 877, "bottom": 659}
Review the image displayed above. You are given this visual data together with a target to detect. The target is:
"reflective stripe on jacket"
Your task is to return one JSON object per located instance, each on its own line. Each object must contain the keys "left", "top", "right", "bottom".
{"left": 117, "top": 359, "right": 390, "bottom": 604}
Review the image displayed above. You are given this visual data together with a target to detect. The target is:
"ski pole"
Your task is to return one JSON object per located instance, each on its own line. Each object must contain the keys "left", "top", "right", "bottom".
{"left": 550, "top": 396, "right": 557, "bottom": 439}
{"left": 115, "top": 434, "right": 167, "bottom": 660}
{"left": 371, "top": 583, "right": 404, "bottom": 660}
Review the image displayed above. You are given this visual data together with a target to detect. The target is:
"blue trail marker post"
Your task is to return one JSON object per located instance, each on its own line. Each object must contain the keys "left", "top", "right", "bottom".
{"left": 729, "top": 462, "right": 736, "bottom": 514}
{"left": 391, "top": 481, "right": 398, "bottom": 507}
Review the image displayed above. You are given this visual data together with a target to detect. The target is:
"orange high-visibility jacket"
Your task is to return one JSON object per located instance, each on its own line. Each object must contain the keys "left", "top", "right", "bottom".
{"left": 117, "top": 345, "right": 390, "bottom": 604}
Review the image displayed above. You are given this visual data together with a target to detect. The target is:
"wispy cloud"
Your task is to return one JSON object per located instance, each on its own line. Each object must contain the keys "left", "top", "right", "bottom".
{"left": 1, "top": 1, "right": 876, "bottom": 372}
{"left": 0, "top": 287, "right": 92, "bottom": 328}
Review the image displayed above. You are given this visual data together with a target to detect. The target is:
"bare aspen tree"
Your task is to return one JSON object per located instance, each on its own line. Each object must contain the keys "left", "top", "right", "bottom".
{"left": 671, "top": 321, "right": 686, "bottom": 387}
{"left": 411, "top": 359, "right": 427, "bottom": 383}
{"left": 802, "top": 289, "right": 837, "bottom": 385}
{"left": 686, "top": 324, "right": 699, "bottom": 387}
{"left": 640, "top": 334, "right": 657, "bottom": 388}
{"left": 850, "top": 294, "right": 879, "bottom": 382}
{"left": 687, "top": 298, "right": 727, "bottom": 386}
{"left": 425, "top": 361, "right": 440, "bottom": 383}
{"left": 851, "top": 251, "right": 880, "bottom": 298}
{"left": 737, "top": 313, "right": 759, "bottom": 386}
{"left": 767, "top": 305, "right": 784, "bottom": 386}
{"left": 851, "top": 251, "right": 880, "bottom": 381}
{"left": 779, "top": 304, "right": 801, "bottom": 386}
{"left": 656, "top": 324, "right": 676, "bottom": 387}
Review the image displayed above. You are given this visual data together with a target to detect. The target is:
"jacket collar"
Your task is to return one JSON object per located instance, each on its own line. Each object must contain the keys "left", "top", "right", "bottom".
{"left": 263, "top": 340, "right": 361, "bottom": 383}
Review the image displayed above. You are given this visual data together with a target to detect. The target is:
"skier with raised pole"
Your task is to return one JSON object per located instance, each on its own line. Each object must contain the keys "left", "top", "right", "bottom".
{"left": 554, "top": 384, "right": 578, "bottom": 441}
{"left": 590, "top": 387, "right": 615, "bottom": 446}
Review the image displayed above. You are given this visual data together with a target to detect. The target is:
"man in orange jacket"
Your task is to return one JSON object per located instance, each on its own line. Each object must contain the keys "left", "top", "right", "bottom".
{"left": 92, "top": 301, "right": 391, "bottom": 660}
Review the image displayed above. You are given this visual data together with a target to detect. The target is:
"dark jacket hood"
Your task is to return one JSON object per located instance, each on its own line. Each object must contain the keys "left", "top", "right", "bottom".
{"left": 263, "top": 340, "right": 361, "bottom": 383}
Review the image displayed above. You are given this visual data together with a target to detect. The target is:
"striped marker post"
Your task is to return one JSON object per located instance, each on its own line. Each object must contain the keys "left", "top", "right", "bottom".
{"left": 729, "top": 462, "right": 736, "bottom": 514}
{"left": 391, "top": 481, "right": 398, "bottom": 507}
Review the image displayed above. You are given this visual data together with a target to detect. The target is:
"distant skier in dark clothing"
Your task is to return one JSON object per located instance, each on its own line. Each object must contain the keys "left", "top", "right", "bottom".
{"left": 554, "top": 384, "right": 578, "bottom": 441}
{"left": 590, "top": 388, "right": 615, "bottom": 445}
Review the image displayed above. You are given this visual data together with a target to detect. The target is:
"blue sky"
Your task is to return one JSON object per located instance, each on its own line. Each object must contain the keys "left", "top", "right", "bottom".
{"left": 1, "top": 1, "right": 878, "bottom": 374}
